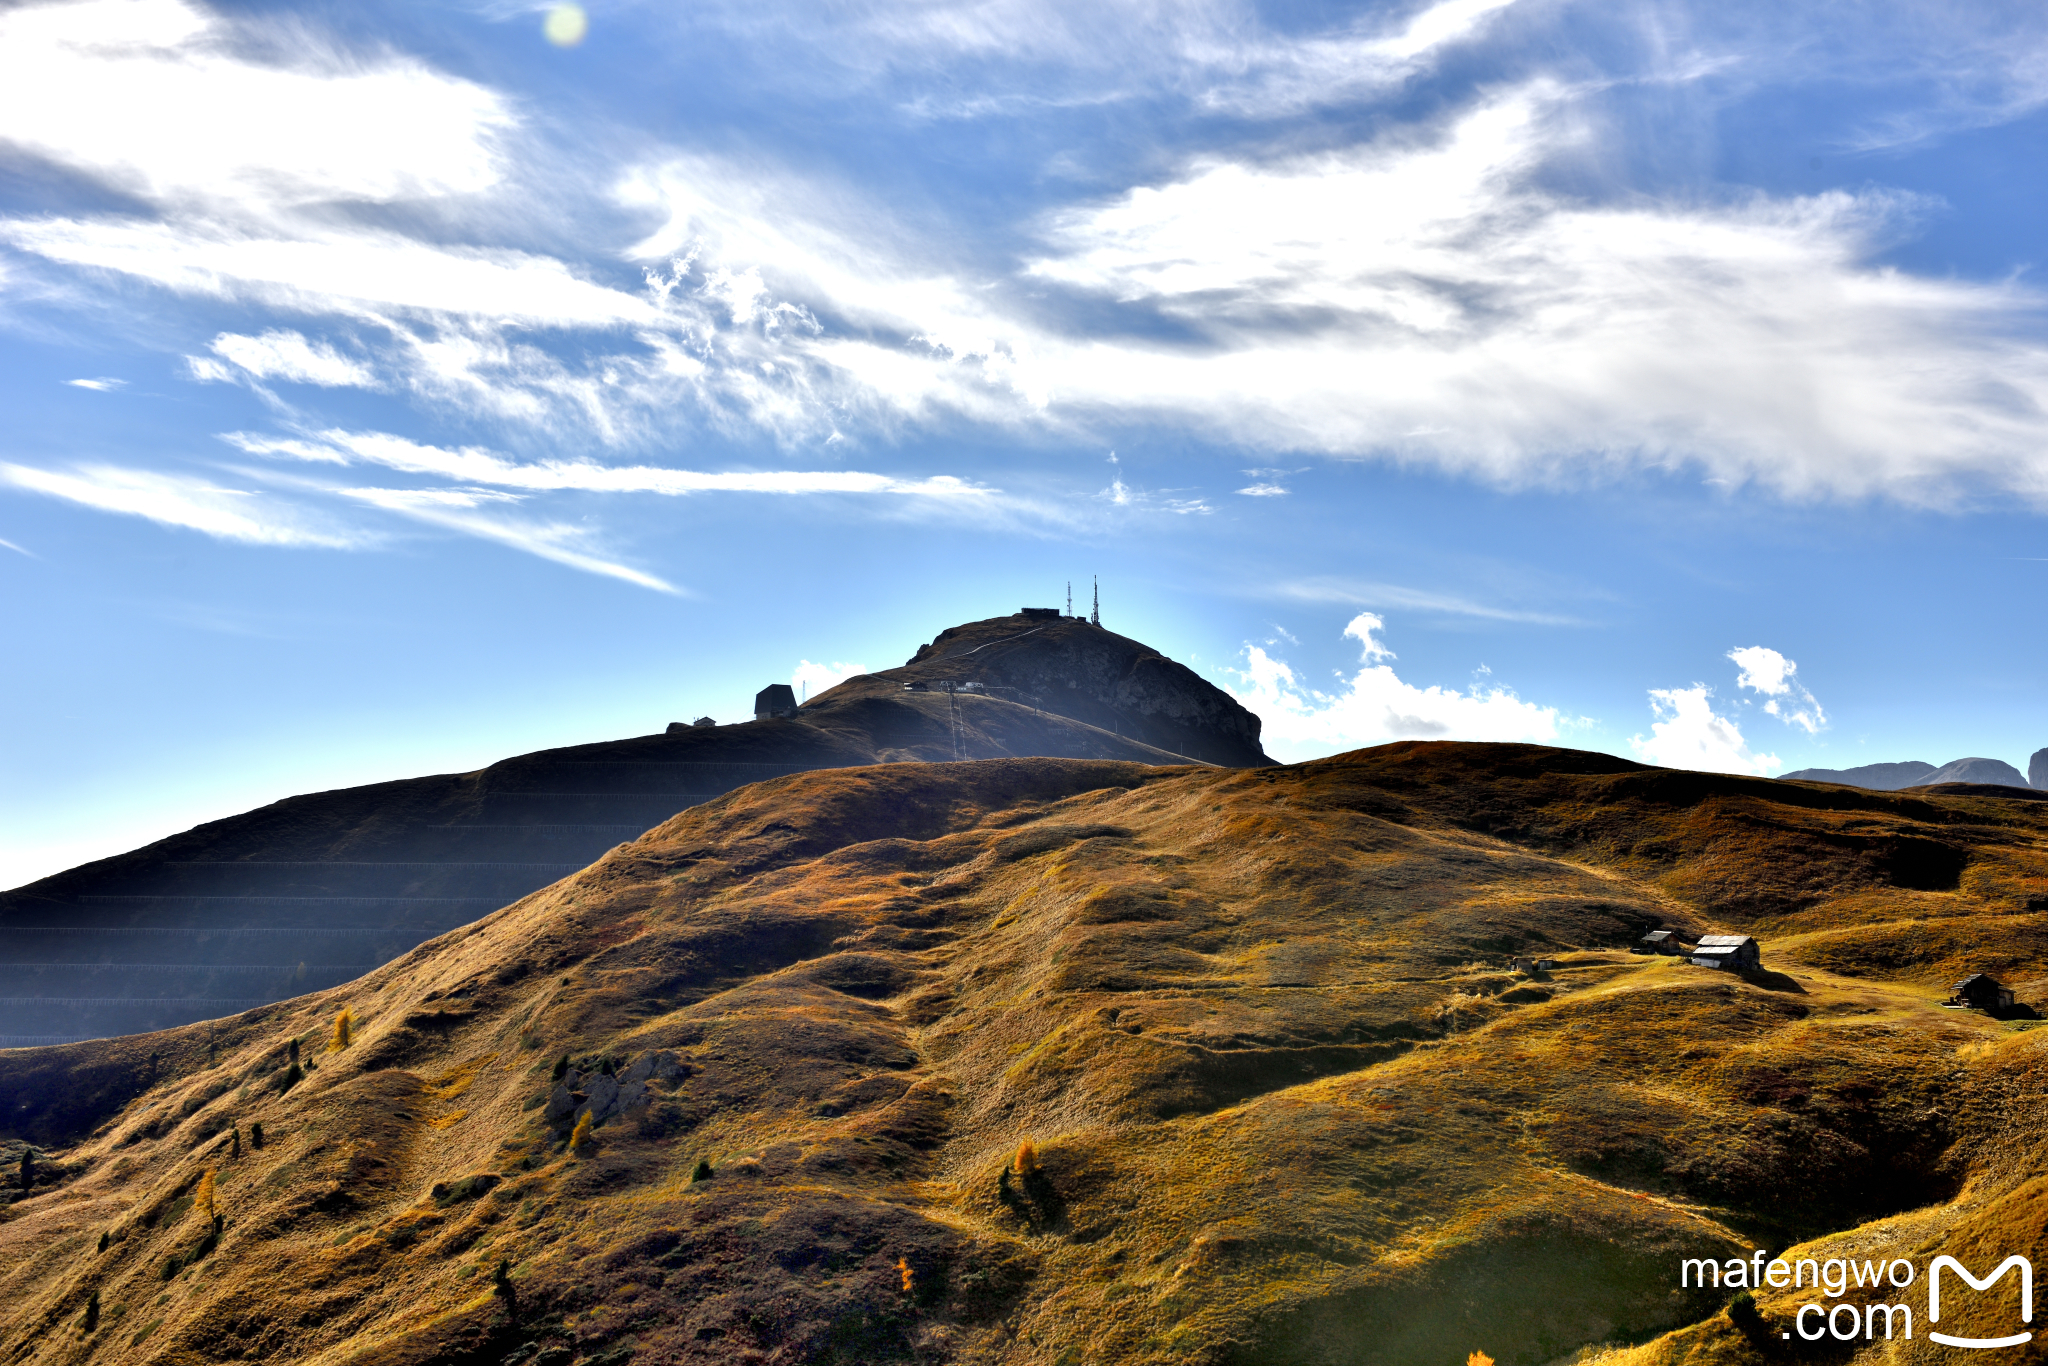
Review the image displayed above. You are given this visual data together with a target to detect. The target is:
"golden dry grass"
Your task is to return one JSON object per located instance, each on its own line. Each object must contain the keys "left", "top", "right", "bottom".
{"left": 2, "top": 743, "right": 2045, "bottom": 1366}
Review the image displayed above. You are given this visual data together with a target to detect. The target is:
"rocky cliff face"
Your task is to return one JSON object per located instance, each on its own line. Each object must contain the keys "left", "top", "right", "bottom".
{"left": 888, "top": 615, "right": 1268, "bottom": 767}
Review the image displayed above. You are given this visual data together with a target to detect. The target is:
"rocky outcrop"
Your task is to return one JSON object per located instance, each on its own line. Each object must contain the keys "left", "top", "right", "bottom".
{"left": 891, "top": 615, "right": 1269, "bottom": 767}
{"left": 546, "top": 1050, "right": 689, "bottom": 1135}
{"left": 2031, "top": 747, "right": 2047, "bottom": 790}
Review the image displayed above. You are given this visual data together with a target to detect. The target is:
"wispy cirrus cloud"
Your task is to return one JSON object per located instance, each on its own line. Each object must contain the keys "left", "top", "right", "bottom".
{"left": 201, "top": 331, "right": 376, "bottom": 388}
{"left": 1275, "top": 575, "right": 1584, "bottom": 626}
{"left": 224, "top": 428, "right": 1001, "bottom": 502}
{"left": 331, "top": 484, "right": 677, "bottom": 593}
{"left": 0, "top": 461, "right": 363, "bottom": 547}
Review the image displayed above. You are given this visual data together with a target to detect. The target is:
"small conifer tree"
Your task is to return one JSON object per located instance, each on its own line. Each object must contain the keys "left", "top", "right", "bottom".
{"left": 691, "top": 1158, "right": 714, "bottom": 1182}
{"left": 196, "top": 1169, "right": 216, "bottom": 1220}
{"left": 97, "top": 1230, "right": 110, "bottom": 1254}
{"left": 1013, "top": 1139, "right": 1038, "bottom": 1177}
{"left": 332, "top": 1009, "right": 353, "bottom": 1050}
{"left": 552, "top": 1053, "right": 570, "bottom": 1082}
{"left": 230, "top": 1126, "right": 241, "bottom": 1158}
{"left": 250, "top": 1122, "right": 265, "bottom": 1149}
{"left": 493, "top": 1258, "right": 517, "bottom": 1316}
{"left": 289, "top": 1038, "right": 299, "bottom": 1065}
{"left": 569, "top": 1111, "right": 593, "bottom": 1151}
{"left": 84, "top": 1289, "right": 100, "bottom": 1333}
{"left": 282, "top": 1061, "right": 303, "bottom": 1091}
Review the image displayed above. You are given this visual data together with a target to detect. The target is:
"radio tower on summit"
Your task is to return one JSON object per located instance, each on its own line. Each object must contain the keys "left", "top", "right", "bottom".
{"left": 1090, "top": 576, "right": 1100, "bottom": 627}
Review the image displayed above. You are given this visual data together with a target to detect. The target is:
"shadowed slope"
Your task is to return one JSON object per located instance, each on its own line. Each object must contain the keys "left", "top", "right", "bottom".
{"left": 2, "top": 743, "right": 2044, "bottom": 1366}
{"left": 1, "top": 614, "right": 1264, "bottom": 1044}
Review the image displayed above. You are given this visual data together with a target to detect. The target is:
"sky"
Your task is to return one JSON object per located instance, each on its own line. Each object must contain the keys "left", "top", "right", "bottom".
{"left": 3, "top": 0, "right": 2047, "bottom": 888}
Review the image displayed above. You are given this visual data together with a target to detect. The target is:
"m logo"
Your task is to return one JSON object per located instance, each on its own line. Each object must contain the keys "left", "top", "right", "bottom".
{"left": 1929, "top": 1255, "right": 2033, "bottom": 1349}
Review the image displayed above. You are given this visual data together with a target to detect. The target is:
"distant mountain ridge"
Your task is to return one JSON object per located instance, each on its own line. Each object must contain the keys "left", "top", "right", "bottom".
{"left": 1783, "top": 755, "right": 2038, "bottom": 791}
{"left": 1779, "top": 760, "right": 1938, "bottom": 790}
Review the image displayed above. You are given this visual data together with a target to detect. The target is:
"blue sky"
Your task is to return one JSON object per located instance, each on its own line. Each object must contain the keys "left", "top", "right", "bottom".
{"left": 4, "top": 0, "right": 2046, "bottom": 887}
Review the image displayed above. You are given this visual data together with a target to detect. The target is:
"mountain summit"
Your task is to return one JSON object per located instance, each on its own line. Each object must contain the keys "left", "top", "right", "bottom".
{"left": 0, "top": 613, "right": 1263, "bottom": 1044}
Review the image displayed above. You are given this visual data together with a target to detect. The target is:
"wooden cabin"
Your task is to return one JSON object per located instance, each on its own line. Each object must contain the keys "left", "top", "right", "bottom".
{"left": 1688, "top": 934, "right": 1760, "bottom": 972}
{"left": 1950, "top": 973, "right": 2015, "bottom": 1010}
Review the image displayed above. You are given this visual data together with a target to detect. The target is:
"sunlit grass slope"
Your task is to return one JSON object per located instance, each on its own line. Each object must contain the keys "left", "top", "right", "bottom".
{"left": 2, "top": 743, "right": 2043, "bottom": 1366}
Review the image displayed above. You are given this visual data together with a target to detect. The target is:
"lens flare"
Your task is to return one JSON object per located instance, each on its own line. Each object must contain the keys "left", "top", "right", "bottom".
{"left": 543, "top": 3, "right": 588, "bottom": 47}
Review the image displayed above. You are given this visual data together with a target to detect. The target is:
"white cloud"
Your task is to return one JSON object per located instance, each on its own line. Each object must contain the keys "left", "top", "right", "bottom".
{"left": 1629, "top": 684, "right": 1779, "bottom": 776}
{"left": 64, "top": 377, "right": 125, "bottom": 391}
{"left": 224, "top": 428, "right": 1000, "bottom": 501}
{"left": 333, "top": 485, "right": 677, "bottom": 593}
{"left": 1728, "top": 644, "right": 1827, "bottom": 733}
{"left": 0, "top": 461, "right": 360, "bottom": 547}
{"left": 0, "top": 0, "right": 510, "bottom": 211}
{"left": 207, "top": 331, "right": 375, "bottom": 388}
{"left": 1016, "top": 87, "right": 2048, "bottom": 505}
{"left": 1237, "top": 483, "right": 1288, "bottom": 496}
{"left": 1, "top": 219, "right": 656, "bottom": 328}
{"left": 1189, "top": 0, "right": 1519, "bottom": 116}
{"left": 1275, "top": 575, "right": 1581, "bottom": 625}
{"left": 1727, "top": 645, "right": 1795, "bottom": 696}
{"left": 1222, "top": 612, "right": 1562, "bottom": 760}
{"left": 793, "top": 659, "right": 869, "bottom": 698}
{"left": 0, "top": 536, "right": 34, "bottom": 556}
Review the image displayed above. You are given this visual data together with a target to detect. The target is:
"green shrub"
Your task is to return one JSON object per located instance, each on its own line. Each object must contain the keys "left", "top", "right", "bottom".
{"left": 84, "top": 1289, "right": 100, "bottom": 1333}
{"left": 250, "top": 1122, "right": 264, "bottom": 1149}
{"left": 691, "top": 1158, "right": 714, "bottom": 1182}
{"left": 552, "top": 1054, "right": 570, "bottom": 1082}
{"left": 160, "top": 1255, "right": 182, "bottom": 1281}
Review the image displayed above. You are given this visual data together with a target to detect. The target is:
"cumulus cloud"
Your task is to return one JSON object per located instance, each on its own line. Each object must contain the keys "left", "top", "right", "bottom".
{"left": 0, "top": 461, "right": 360, "bottom": 547}
{"left": 1629, "top": 684, "right": 1779, "bottom": 776}
{"left": 1728, "top": 644, "right": 1827, "bottom": 733}
{"left": 793, "top": 659, "right": 870, "bottom": 698}
{"left": 1223, "top": 612, "right": 1562, "bottom": 761}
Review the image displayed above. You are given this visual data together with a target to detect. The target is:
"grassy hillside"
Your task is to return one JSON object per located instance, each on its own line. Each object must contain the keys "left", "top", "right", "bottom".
{"left": 2, "top": 743, "right": 2043, "bottom": 1366}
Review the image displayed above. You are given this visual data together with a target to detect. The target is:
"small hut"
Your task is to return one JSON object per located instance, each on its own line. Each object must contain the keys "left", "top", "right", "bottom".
{"left": 1688, "top": 934, "right": 1760, "bottom": 972}
{"left": 1950, "top": 973, "right": 2015, "bottom": 1011}
{"left": 754, "top": 684, "right": 798, "bottom": 720}
{"left": 1509, "top": 955, "right": 1557, "bottom": 974}
{"left": 1635, "top": 930, "right": 1682, "bottom": 955}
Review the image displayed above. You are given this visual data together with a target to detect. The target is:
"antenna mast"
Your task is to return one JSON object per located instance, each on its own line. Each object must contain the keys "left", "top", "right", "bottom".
{"left": 1090, "top": 576, "right": 1100, "bottom": 627}
{"left": 1066, "top": 581, "right": 1072, "bottom": 617}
